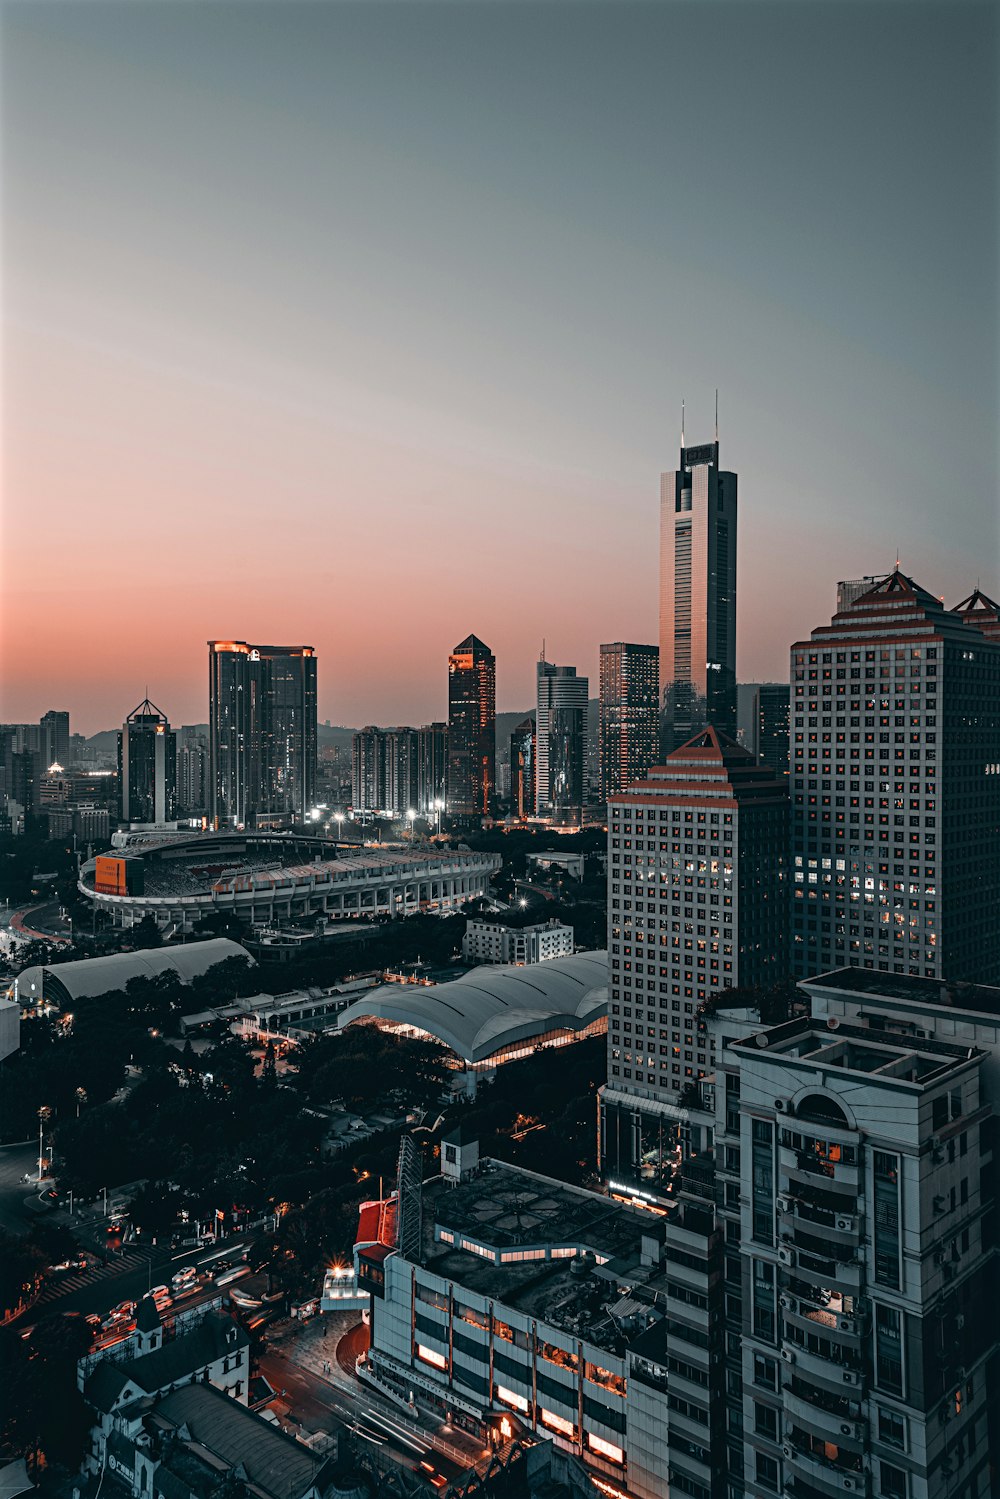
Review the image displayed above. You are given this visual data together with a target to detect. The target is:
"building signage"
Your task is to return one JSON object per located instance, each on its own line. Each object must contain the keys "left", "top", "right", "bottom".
{"left": 681, "top": 442, "right": 717, "bottom": 469}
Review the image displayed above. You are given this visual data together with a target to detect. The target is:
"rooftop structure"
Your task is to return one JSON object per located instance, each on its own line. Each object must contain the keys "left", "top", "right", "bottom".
{"left": 13, "top": 939, "right": 253, "bottom": 1009}
{"left": 336, "top": 949, "right": 607, "bottom": 1066}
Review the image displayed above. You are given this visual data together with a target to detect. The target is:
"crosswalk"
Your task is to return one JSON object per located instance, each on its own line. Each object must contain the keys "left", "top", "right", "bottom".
{"left": 34, "top": 1245, "right": 160, "bottom": 1308}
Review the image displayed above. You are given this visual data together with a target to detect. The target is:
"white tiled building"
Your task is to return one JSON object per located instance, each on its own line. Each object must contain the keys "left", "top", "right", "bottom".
{"left": 461, "top": 918, "right": 574, "bottom": 966}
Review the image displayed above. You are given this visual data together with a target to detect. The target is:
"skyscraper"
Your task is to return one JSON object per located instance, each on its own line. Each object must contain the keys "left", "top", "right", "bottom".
{"left": 790, "top": 570, "right": 1000, "bottom": 982}
{"left": 40, "top": 710, "right": 70, "bottom": 769}
{"left": 509, "top": 716, "right": 536, "bottom": 820}
{"left": 659, "top": 430, "right": 738, "bottom": 749}
{"left": 417, "top": 722, "right": 448, "bottom": 817}
{"left": 447, "top": 635, "right": 495, "bottom": 820}
{"left": 536, "top": 659, "right": 588, "bottom": 823}
{"left": 598, "top": 642, "right": 659, "bottom": 799}
{"left": 118, "top": 697, "right": 176, "bottom": 825}
{"left": 208, "top": 642, "right": 317, "bottom": 829}
{"left": 601, "top": 726, "right": 788, "bottom": 1196}
{"left": 176, "top": 726, "right": 208, "bottom": 816}
{"left": 751, "top": 681, "right": 791, "bottom": 776}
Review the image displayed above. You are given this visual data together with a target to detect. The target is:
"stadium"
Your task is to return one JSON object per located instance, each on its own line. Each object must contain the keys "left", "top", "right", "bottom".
{"left": 77, "top": 831, "right": 501, "bottom": 936}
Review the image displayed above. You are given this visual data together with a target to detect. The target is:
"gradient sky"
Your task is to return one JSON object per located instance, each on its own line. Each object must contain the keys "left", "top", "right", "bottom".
{"left": 2, "top": 0, "right": 996, "bottom": 735}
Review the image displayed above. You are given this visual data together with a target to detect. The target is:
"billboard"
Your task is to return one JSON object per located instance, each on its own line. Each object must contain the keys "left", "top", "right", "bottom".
{"left": 93, "top": 855, "right": 143, "bottom": 896}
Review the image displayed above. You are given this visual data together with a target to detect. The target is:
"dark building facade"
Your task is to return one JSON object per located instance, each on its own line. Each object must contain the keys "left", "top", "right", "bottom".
{"left": 791, "top": 570, "right": 1000, "bottom": 983}
{"left": 509, "top": 716, "right": 536, "bottom": 820}
{"left": 599, "top": 642, "right": 660, "bottom": 799}
{"left": 417, "top": 721, "right": 448, "bottom": 816}
{"left": 40, "top": 710, "right": 70, "bottom": 768}
{"left": 536, "top": 660, "right": 588, "bottom": 822}
{"left": 208, "top": 642, "right": 317, "bottom": 829}
{"left": 118, "top": 698, "right": 176, "bottom": 825}
{"left": 447, "top": 634, "right": 495, "bottom": 820}
{"left": 659, "top": 436, "right": 738, "bottom": 749}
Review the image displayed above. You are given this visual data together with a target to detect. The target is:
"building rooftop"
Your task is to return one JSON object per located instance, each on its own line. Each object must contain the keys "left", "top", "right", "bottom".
{"left": 336, "top": 950, "right": 607, "bottom": 1063}
{"left": 732, "top": 1015, "right": 986, "bottom": 1088}
{"left": 146, "top": 1383, "right": 332, "bottom": 1499}
{"left": 415, "top": 1159, "right": 666, "bottom": 1350}
{"left": 803, "top": 967, "right": 1000, "bottom": 1020}
{"left": 16, "top": 940, "right": 253, "bottom": 1005}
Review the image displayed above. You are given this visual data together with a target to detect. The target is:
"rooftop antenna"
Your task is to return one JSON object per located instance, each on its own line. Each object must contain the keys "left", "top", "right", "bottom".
{"left": 681, "top": 398, "right": 685, "bottom": 450}
{"left": 715, "top": 388, "right": 719, "bottom": 442}
{"left": 540, "top": 637, "right": 546, "bottom": 663}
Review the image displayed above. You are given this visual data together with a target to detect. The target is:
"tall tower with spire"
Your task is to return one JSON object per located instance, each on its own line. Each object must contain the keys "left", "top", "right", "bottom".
{"left": 659, "top": 407, "right": 738, "bottom": 751}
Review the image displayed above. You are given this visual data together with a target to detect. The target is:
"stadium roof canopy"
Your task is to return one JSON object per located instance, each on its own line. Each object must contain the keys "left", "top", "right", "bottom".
{"left": 337, "top": 950, "right": 608, "bottom": 1064}
{"left": 14, "top": 938, "right": 254, "bottom": 1006}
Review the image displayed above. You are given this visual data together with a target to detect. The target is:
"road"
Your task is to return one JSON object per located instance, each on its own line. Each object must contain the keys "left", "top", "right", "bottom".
{"left": 16, "top": 1233, "right": 257, "bottom": 1330}
{"left": 259, "top": 1344, "right": 467, "bottom": 1486}
{"left": 0, "top": 1142, "right": 40, "bottom": 1236}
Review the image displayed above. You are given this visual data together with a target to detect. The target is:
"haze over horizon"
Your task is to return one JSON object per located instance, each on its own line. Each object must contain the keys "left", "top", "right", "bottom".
{"left": 2, "top": 0, "right": 996, "bottom": 737}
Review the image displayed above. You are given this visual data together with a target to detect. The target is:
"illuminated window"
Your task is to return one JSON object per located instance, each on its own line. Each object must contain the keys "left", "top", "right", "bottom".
{"left": 586, "top": 1434, "right": 624, "bottom": 1464}
{"left": 495, "top": 1385, "right": 529, "bottom": 1413}
{"left": 416, "top": 1344, "right": 448, "bottom": 1371}
{"left": 540, "top": 1409, "right": 576, "bottom": 1438}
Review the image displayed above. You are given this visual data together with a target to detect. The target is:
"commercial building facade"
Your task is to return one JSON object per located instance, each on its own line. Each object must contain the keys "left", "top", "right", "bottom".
{"left": 599, "top": 642, "right": 660, "bottom": 800}
{"left": 118, "top": 698, "right": 176, "bottom": 826}
{"left": 509, "top": 716, "right": 536, "bottom": 820}
{"left": 418, "top": 721, "right": 448, "bottom": 816}
{"left": 461, "top": 918, "right": 574, "bottom": 966}
{"left": 536, "top": 660, "right": 589, "bottom": 822}
{"left": 660, "top": 436, "right": 738, "bottom": 749}
{"left": 448, "top": 634, "right": 496, "bottom": 820}
{"left": 602, "top": 726, "right": 788, "bottom": 1200}
{"left": 208, "top": 641, "right": 317, "bottom": 829}
{"left": 790, "top": 570, "right": 1000, "bottom": 983}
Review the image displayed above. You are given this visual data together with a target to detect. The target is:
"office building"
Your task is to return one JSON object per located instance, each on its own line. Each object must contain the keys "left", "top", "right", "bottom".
{"left": 118, "top": 698, "right": 176, "bottom": 826}
{"left": 176, "top": 727, "right": 207, "bottom": 817}
{"left": 790, "top": 570, "right": 1000, "bottom": 983}
{"left": 357, "top": 1140, "right": 719, "bottom": 1499}
{"left": 208, "top": 641, "right": 317, "bottom": 829}
{"left": 447, "top": 634, "right": 496, "bottom": 821}
{"left": 417, "top": 722, "right": 448, "bottom": 817}
{"left": 601, "top": 726, "right": 788, "bottom": 1200}
{"left": 599, "top": 643, "right": 660, "bottom": 800}
{"left": 737, "top": 681, "right": 791, "bottom": 777}
{"left": 461, "top": 918, "right": 574, "bottom": 965}
{"left": 509, "top": 716, "right": 536, "bottom": 820}
{"left": 660, "top": 431, "right": 738, "bottom": 749}
{"left": 40, "top": 710, "right": 70, "bottom": 769}
{"left": 536, "top": 659, "right": 589, "bottom": 822}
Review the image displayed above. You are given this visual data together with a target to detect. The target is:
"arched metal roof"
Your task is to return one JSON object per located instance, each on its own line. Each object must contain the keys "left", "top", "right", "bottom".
{"left": 337, "top": 950, "right": 608, "bottom": 1064}
{"left": 14, "top": 939, "right": 254, "bottom": 1005}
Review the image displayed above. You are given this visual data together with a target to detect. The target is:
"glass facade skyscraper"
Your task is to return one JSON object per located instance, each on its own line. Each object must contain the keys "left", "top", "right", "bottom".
{"left": 659, "top": 437, "right": 738, "bottom": 750}
{"left": 118, "top": 697, "right": 176, "bottom": 825}
{"left": 599, "top": 642, "right": 659, "bottom": 799}
{"left": 208, "top": 641, "right": 317, "bottom": 829}
{"left": 536, "top": 660, "right": 588, "bottom": 823}
{"left": 447, "top": 635, "right": 495, "bottom": 820}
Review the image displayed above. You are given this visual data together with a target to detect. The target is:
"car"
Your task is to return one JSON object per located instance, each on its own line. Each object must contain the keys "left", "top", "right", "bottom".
{"left": 150, "top": 1284, "right": 172, "bottom": 1302}
{"left": 49, "top": 1257, "right": 88, "bottom": 1273}
{"left": 112, "top": 1300, "right": 137, "bottom": 1318}
{"left": 85, "top": 1312, "right": 102, "bottom": 1327}
{"left": 171, "top": 1266, "right": 198, "bottom": 1290}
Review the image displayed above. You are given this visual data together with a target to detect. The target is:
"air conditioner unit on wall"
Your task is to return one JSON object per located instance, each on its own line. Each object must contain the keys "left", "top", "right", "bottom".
{"left": 781, "top": 1348, "right": 795, "bottom": 1364}
{"left": 775, "top": 1098, "right": 794, "bottom": 1114}
{"left": 835, "top": 1215, "right": 855, "bottom": 1232}
{"left": 778, "top": 1246, "right": 795, "bottom": 1266}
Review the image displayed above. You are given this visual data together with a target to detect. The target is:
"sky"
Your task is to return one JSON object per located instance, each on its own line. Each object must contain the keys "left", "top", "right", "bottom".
{"left": 2, "top": 0, "right": 997, "bottom": 736}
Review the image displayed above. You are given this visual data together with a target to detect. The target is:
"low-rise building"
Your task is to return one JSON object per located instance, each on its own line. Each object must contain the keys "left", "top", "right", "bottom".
{"left": 461, "top": 918, "right": 574, "bottom": 966}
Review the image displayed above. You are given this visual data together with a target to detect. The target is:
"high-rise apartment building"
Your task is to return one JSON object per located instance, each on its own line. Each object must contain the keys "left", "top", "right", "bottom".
{"left": 208, "top": 642, "right": 317, "bottom": 829}
{"left": 727, "top": 968, "right": 1000, "bottom": 1499}
{"left": 790, "top": 571, "right": 1000, "bottom": 983}
{"left": 40, "top": 710, "right": 70, "bottom": 769}
{"left": 417, "top": 722, "right": 448, "bottom": 817}
{"left": 536, "top": 659, "right": 588, "bottom": 822}
{"left": 176, "top": 727, "right": 207, "bottom": 816}
{"left": 599, "top": 642, "right": 660, "bottom": 800}
{"left": 509, "top": 716, "right": 535, "bottom": 820}
{"left": 118, "top": 697, "right": 176, "bottom": 826}
{"left": 447, "top": 635, "right": 495, "bottom": 821}
{"left": 601, "top": 726, "right": 788, "bottom": 1200}
{"left": 660, "top": 434, "right": 738, "bottom": 749}
{"left": 351, "top": 727, "right": 420, "bottom": 820}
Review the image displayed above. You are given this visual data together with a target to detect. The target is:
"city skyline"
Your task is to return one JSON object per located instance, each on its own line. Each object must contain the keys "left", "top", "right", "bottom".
{"left": 2, "top": 1, "right": 996, "bottom": 734}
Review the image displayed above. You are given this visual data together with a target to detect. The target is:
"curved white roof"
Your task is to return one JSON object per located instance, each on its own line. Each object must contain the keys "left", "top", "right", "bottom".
{"left": 15, "top": 939, "right": 254, "bottom": 1004}
{"left": 337, "top": 950, "right": 608, "bottom": 1063}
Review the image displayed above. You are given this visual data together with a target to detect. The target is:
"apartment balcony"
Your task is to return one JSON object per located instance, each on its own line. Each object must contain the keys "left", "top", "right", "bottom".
{"left": 781, "top": 1385, "right": 865, "bottom": 1450}
{"left": 780, "top": 1149, "right": 860, "bottom": 1196}
{"left": 777, "top": 1342, "right": 865, "bottom": 1399}
{"left": 781, "top": 1438, "right": 867, "bottom": 1497}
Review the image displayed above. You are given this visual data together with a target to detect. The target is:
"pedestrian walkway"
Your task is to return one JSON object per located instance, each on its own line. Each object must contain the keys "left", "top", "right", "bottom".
{"left": 33, "top": 1244, "right": 157, "bottom": 1308}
